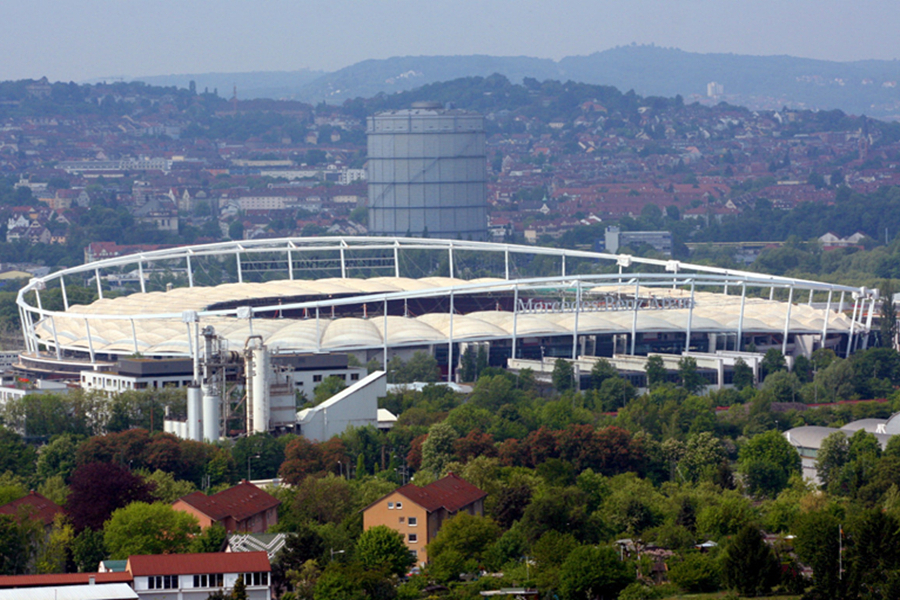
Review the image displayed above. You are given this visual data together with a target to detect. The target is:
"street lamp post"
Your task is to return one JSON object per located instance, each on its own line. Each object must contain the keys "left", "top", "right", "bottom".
{"left": 247, "top": 453, "right": 260, "bottom": 481}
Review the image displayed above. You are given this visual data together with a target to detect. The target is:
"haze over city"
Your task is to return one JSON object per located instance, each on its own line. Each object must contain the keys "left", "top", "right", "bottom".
{"left": 3, "top": 0, "right": 900, "bottom": 81}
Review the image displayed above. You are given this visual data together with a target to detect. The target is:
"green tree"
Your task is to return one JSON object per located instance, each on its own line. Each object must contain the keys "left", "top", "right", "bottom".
{"left": 738, "top": 430, "right": 801, "bottom": 497}
{"left": 459, "top": 346, "right": 477, "bottom": 382}
{"left": 732, "top": 357, "right": 754, "bottom": 390}
{"left": 190, "top": 523, "right": 227, "bottom": 553}
{"left": 427, "top": 513, "right": 502, "bottom": 581}
{"left": 761, "top": 348, "right": 787, "bottom": 379}
{"left": 71, "top": 528, "right": 107, "bottom": 572}
{"left": 677, "top": 356, "right": 705, "bottom": 394}
{"left": 816, "top": 431, "right": 849, "bottom": 489}
{"left": 557, "top": 544, "right": 633, "bottom": 600}
{"left": 761, "top": 370, "right": 801, "bottom": 403}
{"left": 594, "top": 377, "right": 636, "bottom": 412}
{"left": 644, "top": 356, "right": 667, "bottom": 389}
{"left": 0, "top": 514, "right": 34, "bottom": 575}
{"left": 232, "top": 574, "right": 248, "bottom": 600}
{"left": 314, "top": 376, "right": 347, "bottom": 404}
{"left": 475, "top": 345, "right": 489, "bottom": 378}
{"left": 721, "top": 524, "right": 780, "bottom": 596}
{"left": 668, "top": 551, "right": 721, "bottom": 593}
{"left": 589, "top": 358, "right": 618, "bottom": 390}
{"left": 36, "top": 433, "right": 80, "bottom": 482}
{"left": 103, "top": 501, "right": 200, "bottom": 558}
{"left": 420, "top": 422, "right": 458, "bottom": 477}
{"left": 142, "top": 469, "right": 196, "bottom": 503}
{"left": 552, "top": 358, "right": 575, "bottom": 392}
{"left": 794, "top": 510, "right": 843, "bottom": 599}
{"left": 355, "top": 525, "right": 414, "bottom": 577}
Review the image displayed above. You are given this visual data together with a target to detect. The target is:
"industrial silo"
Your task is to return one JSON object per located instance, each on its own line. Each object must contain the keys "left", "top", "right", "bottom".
{"left": 367, "top": 102, "right": 488, "bottom": 240}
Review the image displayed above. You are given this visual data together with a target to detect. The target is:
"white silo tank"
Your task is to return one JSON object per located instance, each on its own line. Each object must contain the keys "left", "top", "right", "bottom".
{"left": 251, "top": 346, "right": 270, "bottom": 434}
{"left": 187, "top": 384, "right": 203, "bottom": 442}
{"left": 202, "top": 388, "right": 220, "bottom": 442}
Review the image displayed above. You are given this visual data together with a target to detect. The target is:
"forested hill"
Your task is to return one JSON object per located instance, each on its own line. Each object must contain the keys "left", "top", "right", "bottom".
{"left": 128, "top": 46, "right": 900, "bottom": 119}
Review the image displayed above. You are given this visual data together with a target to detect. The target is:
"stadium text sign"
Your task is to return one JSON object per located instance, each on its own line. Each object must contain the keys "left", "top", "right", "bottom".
{"left": 517, "top": 296, "right": 693, "bottom": 313}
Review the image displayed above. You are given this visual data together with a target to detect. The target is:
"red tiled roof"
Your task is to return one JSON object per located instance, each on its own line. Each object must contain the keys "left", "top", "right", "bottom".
{"left": 0, "top": 491, "right": 63, "bottom": 526}
{"left": 395, "top": 473, "right": 486, "bottom": 514}
{"left": 126, "top": 551, "right": 270, "bottom": 576}
{"left": 175, "top": 481, "right": 280, "bottom": 523}
{"left": 0, "top": 572, "right": 132, "bottom": 588}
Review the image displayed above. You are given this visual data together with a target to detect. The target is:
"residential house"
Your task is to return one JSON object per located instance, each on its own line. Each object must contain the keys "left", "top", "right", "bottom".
{"left": 0, "top": 491, "right": 63, "bottom": 529}
{"left": 172, "top": 481, "right": 280, "bottom": 533}
{"left": 126, "top": 551, "right": 271, "bottom": 600}
{"left": 363, "top": 473, "right": 486, "bottom": 565}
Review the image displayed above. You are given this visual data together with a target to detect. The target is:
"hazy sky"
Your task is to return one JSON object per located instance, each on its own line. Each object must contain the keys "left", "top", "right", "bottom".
{"left": 3, "top": 0, "right": 899, "bottom": 82}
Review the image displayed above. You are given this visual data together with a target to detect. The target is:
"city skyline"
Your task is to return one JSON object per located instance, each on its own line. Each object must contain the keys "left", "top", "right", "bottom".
{"left": 2, "top": 0, "right": 899, "bottom": 82}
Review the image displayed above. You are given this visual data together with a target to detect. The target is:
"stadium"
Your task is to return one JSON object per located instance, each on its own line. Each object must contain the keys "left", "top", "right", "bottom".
{"left": 16, "top": 236, "right": 876, "bottom": 381}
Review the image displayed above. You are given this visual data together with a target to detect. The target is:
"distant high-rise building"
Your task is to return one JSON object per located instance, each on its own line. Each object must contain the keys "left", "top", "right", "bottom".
{"left": 367, "top": 102, "right": 488, "bottom": 240}
{"left": 706, "top": 82, "right": 724, "bottom": 98}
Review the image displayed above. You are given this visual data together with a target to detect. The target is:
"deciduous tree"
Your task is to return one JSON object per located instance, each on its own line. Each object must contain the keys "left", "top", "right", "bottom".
{"left": 66, "top": 462, "right": 154, "bottom": 531}
{"left": 557, "top": 544, "right": 633, "bottom": 600}
{"left": 355, "top": 525, "right": 414, "bottom": 577}
{"left": 103, "top": 501, "right": 200, "bottom": 558}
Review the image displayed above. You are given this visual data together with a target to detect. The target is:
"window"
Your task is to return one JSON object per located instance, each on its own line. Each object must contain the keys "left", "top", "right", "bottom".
{"left": 395, "top": 502, "right": 402, "bottom": 509}
{"left": 193, "top": 574, "right": 208, "bottom": 588}
{"left": 408, "top": 517, "right": 417, "bottom": 526}
{"left": 149, "top": 575, "right": 177, "bottom": 589}
{"left": 387, "top": 502, "right": 394, "bottom": 509}
{"left": 408, "top": 534, "right": 418, "bottom": 543}
{"left": 313, "top": 374, "right": 323, "bottom": 382}
{"left": 399, "top": 516, "right": 405, "bottom": 523}
{"left": 350, "top": 373, "right": 360, "bottom": 381}
{"left": 243, "top": 572, "right": 268, "bottom": 586}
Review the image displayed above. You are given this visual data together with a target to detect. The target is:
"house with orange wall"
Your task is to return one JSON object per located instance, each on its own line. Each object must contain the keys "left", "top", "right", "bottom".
{"left": 172, "top": 480, "right": 280, "bottom": 533}
{"left": 362, "top": 473, "right": 486, "bottom": 565}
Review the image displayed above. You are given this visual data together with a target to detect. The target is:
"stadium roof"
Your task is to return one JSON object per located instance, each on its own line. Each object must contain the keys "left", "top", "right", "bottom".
{"left": 17, "top": 237, "right": 873, "bottom": 363}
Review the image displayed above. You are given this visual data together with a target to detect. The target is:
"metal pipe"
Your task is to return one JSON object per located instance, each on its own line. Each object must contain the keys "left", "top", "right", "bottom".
{"left": 84, "top": 318, "right": 95, "bottom": 364}
{"left": 572, "top": 280, "right": 581, "bottom": 360}
{"left": 821, "top": 290, "right": 833, "bottom": 347}
{"left": 394, "top": 243, "right": 400, "bottom": 278}
{"left": 50, "top": 316, "right": 60, "bottom": 360}
{"left": 60, "top": 276, "right": 69, "bottom": 310}
{"left": 685, "top": 280, "right": 695, "bottom": 353}
{"left": 782, "top": 286, "right": 794, "bottom": 356}
{"left": 187, "top": 255, "right": 194, "bottom": 287}
{"left": 630, "top": 279, "right": 639, "bottom": 355}
{"left": 847, "top": 297, "right": 860, "bottom": 357}
{"left": 737, "top": 283, "right": 746, "bottom": 352}
{"left": 449, "top": 245, "right": 454, "bottom": 279}
{"left": 383, "top": 298, "right": 388, "bottom": 371}
{"left": 511, "top": 285, "right": 519, "bottom": 360}
{"left": 447, "top": 290, "right": 455, "bottom": 383}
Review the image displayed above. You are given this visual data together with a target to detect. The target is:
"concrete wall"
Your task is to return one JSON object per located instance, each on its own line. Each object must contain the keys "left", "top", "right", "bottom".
{"left": 297, "top": 370, "right": 387, "bottom": 442}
